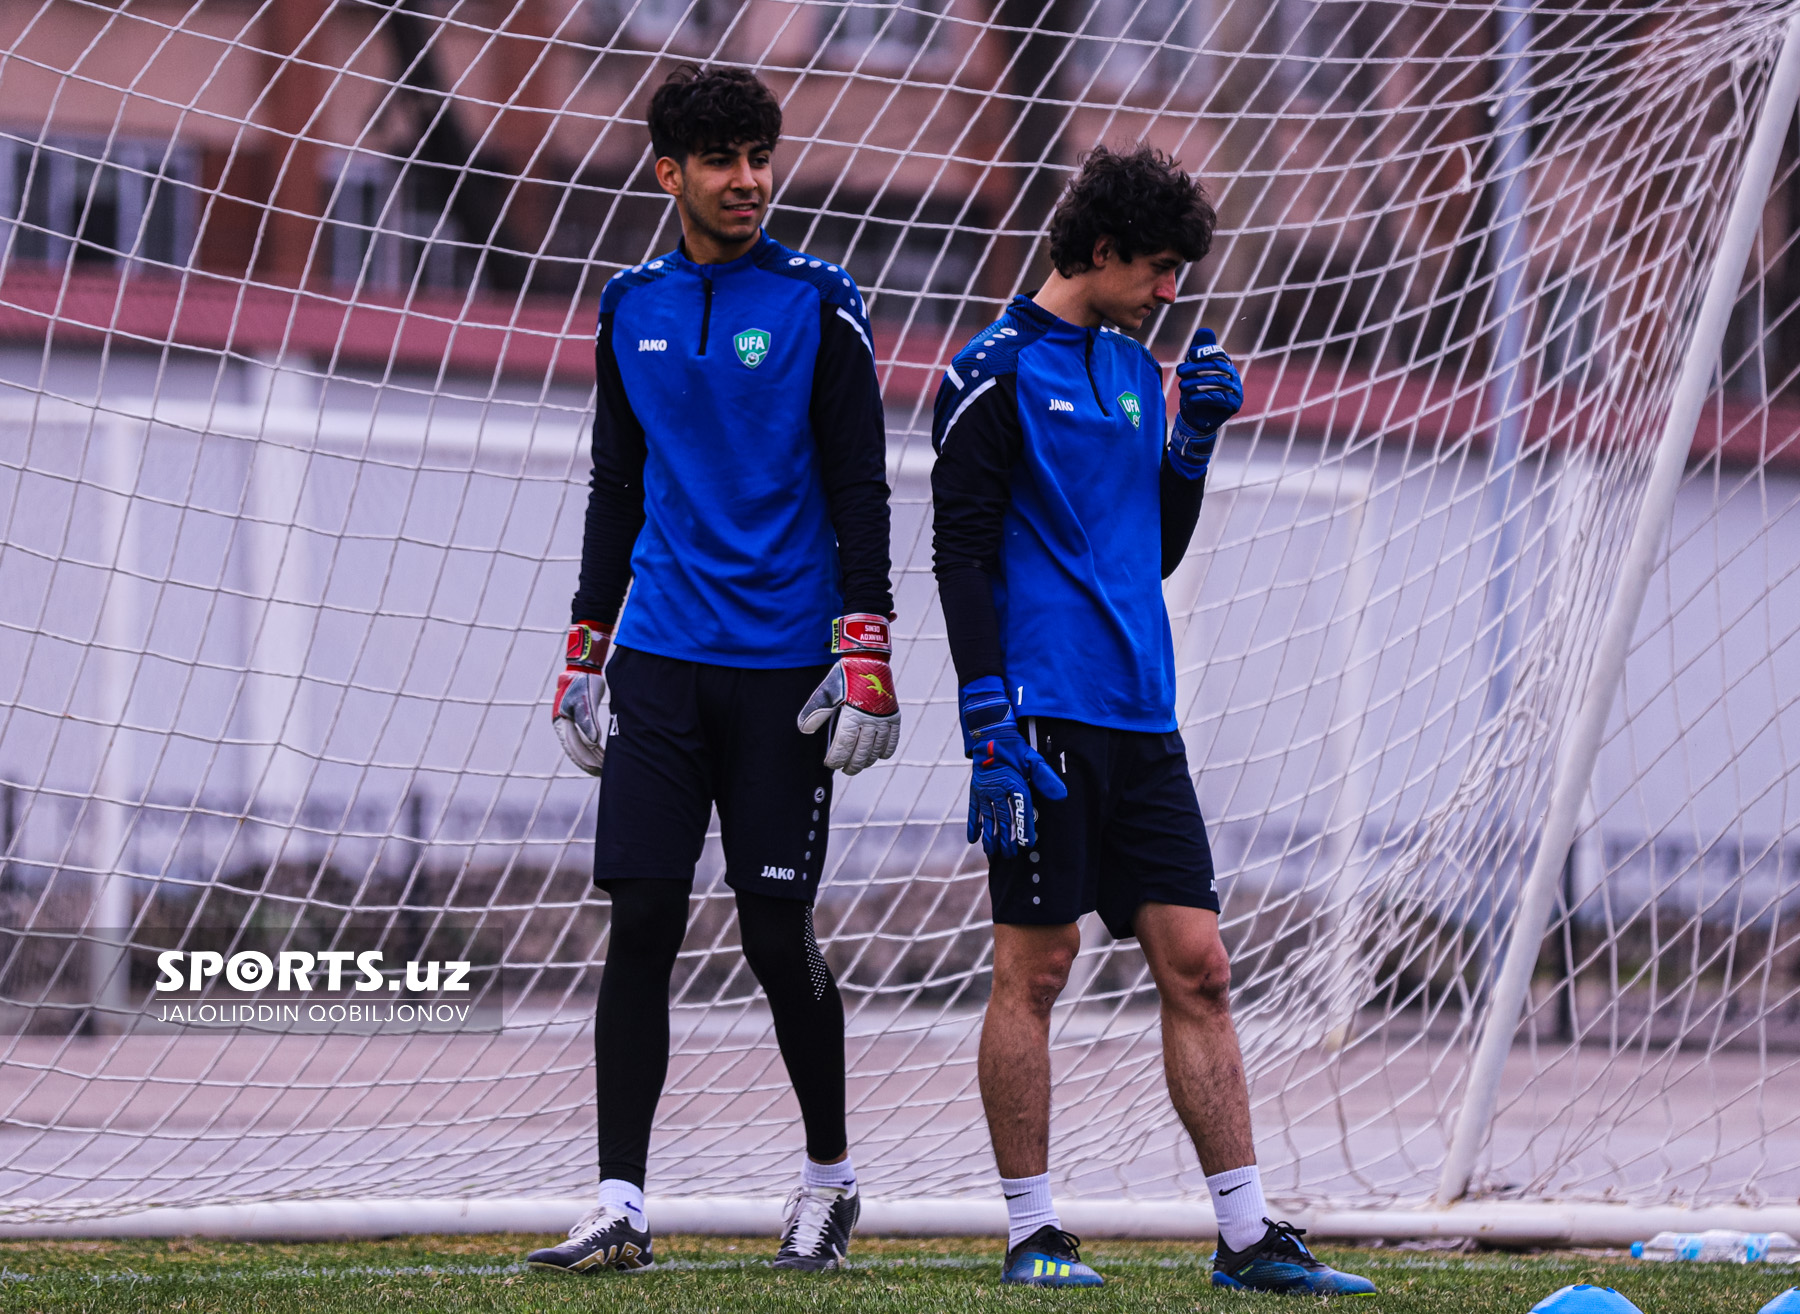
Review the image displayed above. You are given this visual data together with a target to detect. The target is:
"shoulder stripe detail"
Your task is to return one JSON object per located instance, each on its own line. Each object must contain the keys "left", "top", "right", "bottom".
{"left": 600, "top": 256, "right": 677, "bottom": 316}
{"left": 944, "top": 363, "right": 964, "bottom": 391}
{"left": 835, "top": 305, "right": 873, "bottom": 358}
{"left": 756, "top": 239, "right": 870, "bottom": 322}
{"left": 939, "top": 377, "right": 998, "bottom": 450}
{"left": 948, "top": 308, "right": 1042, "bottom": 380}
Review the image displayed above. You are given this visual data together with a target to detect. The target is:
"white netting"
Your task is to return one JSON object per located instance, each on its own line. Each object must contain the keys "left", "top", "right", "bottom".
{"left": 1, "top": 0, "right": 1798, "bottom": 1221}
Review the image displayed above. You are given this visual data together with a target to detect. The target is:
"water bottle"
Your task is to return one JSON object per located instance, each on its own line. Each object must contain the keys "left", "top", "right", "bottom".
{"left": 1758, "top": 1235, "right": 1800, "bottom": 1265}
{"left": 1630, "top": 1230, "right": 1798, "bottom": 1263}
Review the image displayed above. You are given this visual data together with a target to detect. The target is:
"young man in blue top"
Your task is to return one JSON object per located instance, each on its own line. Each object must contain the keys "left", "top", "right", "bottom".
{"left": 931, "top": 146, "right": 1375, "bottom": 1296}
{"left": 534, "top": 65, "right": 899, "bottom": 1276}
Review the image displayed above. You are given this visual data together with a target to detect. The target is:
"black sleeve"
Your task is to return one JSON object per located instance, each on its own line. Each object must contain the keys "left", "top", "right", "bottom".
{"left": 1160, "top": 453, "right": 1205, "bottom": 579}
{"left": 810, "top": 305, "right": 895, "bottom": 618}
{"left": 930, "top": 376, "right": 1023, "bottom": 686}
{"left": 569, "top": 312, "right": 647, "bottom": 626}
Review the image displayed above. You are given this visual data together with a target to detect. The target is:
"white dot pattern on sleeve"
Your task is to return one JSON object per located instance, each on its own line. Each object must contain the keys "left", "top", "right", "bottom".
{"left": 804, "top": 908, "right": 832, "bottom": 1001}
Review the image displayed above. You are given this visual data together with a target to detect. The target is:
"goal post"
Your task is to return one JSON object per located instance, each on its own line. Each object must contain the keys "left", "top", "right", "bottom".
{"left": 2, "top": 0, "right": 1800, "bottom": 1237}
{"left": 1437, "top": 5, "right": 1800, "bottom": 1209}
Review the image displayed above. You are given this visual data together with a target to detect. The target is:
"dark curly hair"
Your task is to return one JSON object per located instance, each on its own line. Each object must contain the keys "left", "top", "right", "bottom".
{"left": 648, "top": 64, "right": 783, "bottom": 164}
{"left": 1047, "top": 145, "right": 1216, "bottom": 276}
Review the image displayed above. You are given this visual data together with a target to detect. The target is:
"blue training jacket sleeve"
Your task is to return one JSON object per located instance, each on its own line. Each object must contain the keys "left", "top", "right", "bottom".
{"left": 809, "top": 302, "right": 895, "bottom": 618}
{"left": 570, "top": 310, "right": 647, "bottom": 626}
{"left": 930, "top": 372, "right": 1023, "bottom": 686}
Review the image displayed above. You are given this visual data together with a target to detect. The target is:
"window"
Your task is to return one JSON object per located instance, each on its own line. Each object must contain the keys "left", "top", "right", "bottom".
{"left": 587, "top": 0, "right": 744, "bottom": 48}
{"left": 324, "top": 154, "right": 470, "bottom": 292}
{"left": 821, "top": 0, "right": 951, "bottom": 68}
{"left": 1072, "top": 0, "right": 1204, "bottom": 98}
{"left": 328, "top": 156, "right": 401, "bottom": 290}
{"left": 1270, "top": 0, "right": 1360, "bottom": 105}
{"left": 1, "top": 137, "right": 197, "bottom": 271}
{"left": 1540, "top": 270, "right": 1604, "bottom": 391}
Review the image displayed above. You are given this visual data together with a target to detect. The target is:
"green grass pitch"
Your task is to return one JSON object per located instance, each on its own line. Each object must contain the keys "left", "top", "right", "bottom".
{"left": 0, "top": 1233, "right": 1790, "bottom": 1313}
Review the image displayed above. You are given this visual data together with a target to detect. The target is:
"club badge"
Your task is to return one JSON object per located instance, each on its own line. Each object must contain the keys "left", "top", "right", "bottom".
{"left": 734, "top": 328, "right": 772, "bottom": 368}
{"left": 1117, "top": 391, "right": 1142, "bottom": 429}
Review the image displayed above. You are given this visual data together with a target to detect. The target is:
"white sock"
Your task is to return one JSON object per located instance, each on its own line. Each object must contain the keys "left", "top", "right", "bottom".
{"left": 1206, "top": 1164, "right": 1268, "bottom": 1251}
{"left": 802, "top": 1154, "right": 857, "bottom": 1195}
{"left": 598, "top": 1178, "right": 647, "bottom": 1229}
{"left": 999, "top": 1171, "right": 1059, "bottom": 1250}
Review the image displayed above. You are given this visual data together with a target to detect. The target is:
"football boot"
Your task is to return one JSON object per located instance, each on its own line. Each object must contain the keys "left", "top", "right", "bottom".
{"left": 772, "top": 1184, "right": 859, "bottom": 1271}
{"left": 1001, "top": 1224, "right": 1104, "bottom": 1286}
{"left": 1211, "top": 1218, "right": 1376, "bottom": 1295}
{"left": 526, "top": 1205, "right": 654, "bottom": 1273}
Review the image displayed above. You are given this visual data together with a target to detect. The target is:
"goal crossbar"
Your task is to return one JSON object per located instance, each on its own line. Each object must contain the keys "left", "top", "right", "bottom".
{"left": 3, "top": 1198, "right": 1798, "bottom": 1248}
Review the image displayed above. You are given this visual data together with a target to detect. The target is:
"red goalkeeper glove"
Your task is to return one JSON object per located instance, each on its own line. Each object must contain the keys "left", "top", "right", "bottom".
{"left": 797, "top": 614, "right": 901, "bottom": 775}
{"left": 553, "top": 621, "right": 610, "bottom": 777}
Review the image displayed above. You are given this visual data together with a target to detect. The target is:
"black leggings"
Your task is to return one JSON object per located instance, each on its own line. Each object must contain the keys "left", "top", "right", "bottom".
{"left": 594, "top": 879, "right": 846, "bottom": 1187}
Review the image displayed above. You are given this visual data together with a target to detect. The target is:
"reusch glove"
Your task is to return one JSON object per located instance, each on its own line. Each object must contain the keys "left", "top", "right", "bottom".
{"left": 553, "top": 621, "right": 610, "bottom": 776}
{"left": 797, "top": 614, "right": 901, "bottom": 775}
{"left": 958, "top": 676, "right": 1068, "bottom": 856}
{"left": 1169, "top": 326, "right": 1243, "bottom": 479}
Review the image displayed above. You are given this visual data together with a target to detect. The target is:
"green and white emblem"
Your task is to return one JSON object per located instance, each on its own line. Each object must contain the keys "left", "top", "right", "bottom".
{"left": 1117, "top": 391, "right": 1143, "bottom": 429}
{"left": 734, "top": 327, "right": 772, "bottom": 368}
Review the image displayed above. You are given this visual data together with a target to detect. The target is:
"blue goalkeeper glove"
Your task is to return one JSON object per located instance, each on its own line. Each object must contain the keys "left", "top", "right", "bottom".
{"left": 959, "top": 676, "right": 1068, "bottom": 856}
{"left": 1169, "top": 327, "right": 1243, "bottom": 479}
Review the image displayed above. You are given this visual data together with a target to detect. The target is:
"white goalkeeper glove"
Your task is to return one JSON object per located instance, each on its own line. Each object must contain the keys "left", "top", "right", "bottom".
{"left": 797, "top": 613, "right": 901, "bottom": 775}
{"left": 553, "top": 621, "right": 611, "bottom": 776}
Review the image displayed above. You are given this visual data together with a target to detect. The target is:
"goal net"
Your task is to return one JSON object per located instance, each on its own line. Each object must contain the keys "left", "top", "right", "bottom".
{"left": 2, "top": 0, "right": 1799, "bottom": 1227}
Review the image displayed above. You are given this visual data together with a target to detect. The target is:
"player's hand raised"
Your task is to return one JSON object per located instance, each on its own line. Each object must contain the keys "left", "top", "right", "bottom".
{"left": 553, "top": 621, "right": 611, "bottom": 776}
{"left": 1170, "top": 327, "right": 1242, "bottom": 478}
{"left": 958, "top": 677, "right": 1068, "bottom": 856}
{"left": 798, "top": 614, "right": 901, "bottom": 775}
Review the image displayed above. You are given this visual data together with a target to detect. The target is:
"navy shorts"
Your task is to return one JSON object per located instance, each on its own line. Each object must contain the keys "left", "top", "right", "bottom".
{"left": 988, "top": 717, "right": 1219, "bottom": 939}
{"left": 594, "top": 646, "right": 834, "bottom": 903}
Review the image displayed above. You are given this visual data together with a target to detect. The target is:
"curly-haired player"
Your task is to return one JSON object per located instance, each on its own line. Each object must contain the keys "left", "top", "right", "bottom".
{"left": 533, "top": 64, "right": 897, "bottom": 1276}
{"left": 930, "top": 145, "right": 1374, "bottom": 1296}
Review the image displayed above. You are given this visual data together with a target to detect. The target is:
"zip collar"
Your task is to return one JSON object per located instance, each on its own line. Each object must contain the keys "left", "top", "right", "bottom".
{"left": 664, "top": 231, "right": 779, "bottom": 278}
{"left": 1010, "top": 293, "right": 1098, "bottom": 346}
{"left": 1011, "top": 295, "right": 1113, "bottom": 415}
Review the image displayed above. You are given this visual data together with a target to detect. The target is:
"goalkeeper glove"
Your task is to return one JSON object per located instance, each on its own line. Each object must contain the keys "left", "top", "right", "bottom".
{"left": 797, "top": 614, "right": 901, "bottom": 775}
{"left": 959, "top": 676, "right": 1068, "bottom": 857}
{"left": 1169, "top": 327, "right": 1243, "bottom": 479}
{"left": 553, "top": 621, "right": 610, "bottom": 777}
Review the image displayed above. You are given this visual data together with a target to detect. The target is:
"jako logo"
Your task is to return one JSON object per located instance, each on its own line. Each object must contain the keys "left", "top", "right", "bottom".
{"left": 760, "top": 865, "right": 798, "bottom": 881}
{"left": 638, "top": 339, "right": 667, "bottom": 351}
{"left": 1048, "top": 398, "right": 1074, "bottom": 413}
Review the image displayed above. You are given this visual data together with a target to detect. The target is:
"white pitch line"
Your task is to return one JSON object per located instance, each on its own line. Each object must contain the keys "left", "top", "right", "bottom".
{"left": 0, "top": 1252, "right": 1620, "bottom": 1284}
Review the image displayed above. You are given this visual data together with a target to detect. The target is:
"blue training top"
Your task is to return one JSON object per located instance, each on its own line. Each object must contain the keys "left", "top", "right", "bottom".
{"left": 570, "top": 232, "right": 892, "bottom": 667}
{"left": 930, "top": 295, "right": 1180, "bottom": 732}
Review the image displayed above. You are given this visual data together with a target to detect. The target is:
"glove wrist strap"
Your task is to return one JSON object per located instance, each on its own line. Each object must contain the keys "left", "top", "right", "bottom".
{"left": 1173, "top": 415, "right": 1220, "bottom": 443}
{"left": 831, "top": 613, "right": 892, "bottom": 657}
{"left": 1168, "top": 420, "right": 1217, "bottom": 479}
{"left": 565, "top": 622, "right": 611, "bottom": 672}
{"left": 958, "top": 675, "right": 1016, "bottom": 755}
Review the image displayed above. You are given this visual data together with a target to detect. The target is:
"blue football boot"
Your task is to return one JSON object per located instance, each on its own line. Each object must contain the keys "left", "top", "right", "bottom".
{"left": 1211, "top": 1219, "right": 1376, "bottom": 1295}
{"left": 1001, "top": 1225, "right": 1105, "bottom": 1287}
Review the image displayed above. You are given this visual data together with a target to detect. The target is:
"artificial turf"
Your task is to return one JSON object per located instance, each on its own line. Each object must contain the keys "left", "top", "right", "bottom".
{"left": 0, "top": 1233, "right": 1792, "bottom": 1313}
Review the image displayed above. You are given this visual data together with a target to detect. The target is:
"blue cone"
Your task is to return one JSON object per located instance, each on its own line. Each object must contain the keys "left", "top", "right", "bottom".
{"left": 1758, "top": 1290, "right": 1800, "bottom": 1314}
{"left": 1530, "top": 1285, "right": 1645, "bottom": 1314}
